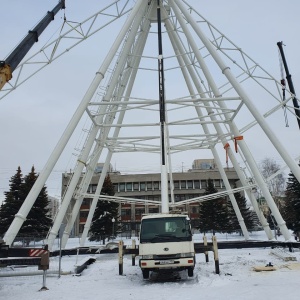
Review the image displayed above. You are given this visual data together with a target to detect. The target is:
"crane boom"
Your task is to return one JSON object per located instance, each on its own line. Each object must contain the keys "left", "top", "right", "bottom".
{"left": 0, "top": 0, "right": 65, "bottom": 90}
{"left": 277, "top": 41, "right": 300, "bottom": 130}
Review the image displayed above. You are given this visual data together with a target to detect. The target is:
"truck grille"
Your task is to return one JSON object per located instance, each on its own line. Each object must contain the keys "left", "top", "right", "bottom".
{"left": 153, "top": 254, "right": 180, "bottom": 260}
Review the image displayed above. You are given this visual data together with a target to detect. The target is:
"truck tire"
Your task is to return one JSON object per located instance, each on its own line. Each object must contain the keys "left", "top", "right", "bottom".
{"left": 188, "top": 267, "right": 194, "bottom": 277}
{"left": 142, "top": 269, "right": 150, "bottom": 279}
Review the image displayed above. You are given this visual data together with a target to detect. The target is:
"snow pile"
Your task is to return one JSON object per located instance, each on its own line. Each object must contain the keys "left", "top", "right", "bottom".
{"left": 1, "top": 232, "right": 299, "bottom": 300}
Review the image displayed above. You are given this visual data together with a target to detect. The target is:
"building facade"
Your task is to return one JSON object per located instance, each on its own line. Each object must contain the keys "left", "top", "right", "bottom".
{"left": 48, "top": 196, "right": 60, "bottom": 221}
{"left": 62, "top": 159, "right": 240, "bottom": 237}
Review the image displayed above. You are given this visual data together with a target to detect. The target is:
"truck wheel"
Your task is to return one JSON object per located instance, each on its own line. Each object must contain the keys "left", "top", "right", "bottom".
{"left": 142, "top": 269, "right": 150, "bottom": 279}
{"left": 188, "top": 267, "right": 194, "bottom": 277}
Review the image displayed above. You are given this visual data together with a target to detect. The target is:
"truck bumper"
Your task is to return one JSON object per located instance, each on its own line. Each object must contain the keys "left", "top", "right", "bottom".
{"left": 139, "top": 257, "right": 195, "bottom": 270}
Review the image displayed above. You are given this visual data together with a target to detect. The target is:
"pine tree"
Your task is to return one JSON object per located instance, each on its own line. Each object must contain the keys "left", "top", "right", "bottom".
{"left": 89, "top": 174, "right": 119, "bottom": 242}
{"left": 0, "top": 167, "right": 23, "bottom": 237}
{"left": 283, "top": 167, "right": 300, "bottom": 239}
{"left": 198, "top": 179, "right": 228, "bottom": 234}
{"left": 18, "top": 166, "right": 52, "bottom": 242}
{"left": 227, "top": 191, "right": 256, "bottom": 233}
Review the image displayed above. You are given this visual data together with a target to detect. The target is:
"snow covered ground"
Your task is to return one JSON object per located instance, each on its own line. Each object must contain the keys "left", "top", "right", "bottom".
{"left": 1, "top": 232, "right": 300, "bottom": 300}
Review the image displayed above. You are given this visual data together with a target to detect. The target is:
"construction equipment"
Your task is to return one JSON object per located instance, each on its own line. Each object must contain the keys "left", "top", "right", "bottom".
{"left": 139, "top": 213, "right": 195, "bottom": 279}
{"left": 0, "top": 0, "right": 65, "bottom": 90}
{"left": 277, "top": 41, "right": 300, "bottom": 129}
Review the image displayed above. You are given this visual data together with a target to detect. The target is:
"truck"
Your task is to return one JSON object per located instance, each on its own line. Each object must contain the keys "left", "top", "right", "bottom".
{"left": 139, "top": 213, "right": 195, "bottom": 279}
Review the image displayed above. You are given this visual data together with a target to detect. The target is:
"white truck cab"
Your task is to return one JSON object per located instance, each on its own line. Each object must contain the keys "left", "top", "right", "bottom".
{"left": 139, "top": 213, "right": 195, "bottom": 279}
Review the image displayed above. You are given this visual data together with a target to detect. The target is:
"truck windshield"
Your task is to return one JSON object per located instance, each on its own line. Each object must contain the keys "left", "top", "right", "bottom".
{"left": 140, "top": 217, "right": 192, "bottom": 243}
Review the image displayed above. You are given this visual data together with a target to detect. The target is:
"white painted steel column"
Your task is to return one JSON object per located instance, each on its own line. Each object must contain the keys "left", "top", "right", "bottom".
{"left": 165, "top": 16, "right": 249, "bottom": 239}
{"left": 172, "top": 24, "right": 273, "bottom": 237}
{"left": 161, "top": 164, "right": 169, "bottom": 213}
{"left": 169, "top": 2, "right": 272, "bottom": 239}
{"left": 44, "top": 0, "right": 148, "bottom": 249}
{"left": 170, "top": 0, "right": 272, "bottom": 238}
{"left": 59, "top": 6, "right": 149, "bottom": 249}
{"left": 80, "top": 22, "right": 150, "bottom": 246}
{"left": 4, "top": 0, "right": 147, "bottom": 247}
{"left": 80, "top": 160, "right": 109, "bottom": 246}
{"left": 173, "top": 0, "right": 291, "bottom": 240}
{"left": 166, "top": 126, "right": 175, "bottom": 206}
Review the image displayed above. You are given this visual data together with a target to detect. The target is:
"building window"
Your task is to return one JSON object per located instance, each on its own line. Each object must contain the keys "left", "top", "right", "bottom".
{"left": 121, "top": 209, "right": 131, "bottom": 216}
{"left": 79, "top": 225, "right": 84, "bottom": 234}
{"left": 113, "top": 184, "right": 118, "bottom": 192}
{"left": 187, "top": 180, "right": 193, "bottom": 189}
{"left": 136, "top": 208, "right": 145, "bottom": 215}
{"left": 87, "top": 184, "right": 92, "bottom": 193}
{"left": 140, "top": 182, "right": 146, "bottom": 191}
{"left": 126, "top": 182, "right": 132, "bottom": 191}
{"left": 149, "top": 207, "right": 159, "bottom": 213}
{"left": 94, "top": 165, "right": 103, "bottom": 173}
{"left": 80, "top": 211, "right": 89, "bottom": 218}
{"left": 200, "top": 162, "right": 212, "bottom": 169}
{"left": 153, "top": 195, "right": 160, "bottom": 201}
{"left": 201, "top": 180, "right": 207, "bottom": 189}
{"left": 174, "top": 181, "right": 179, "bottom": 189}
{"left": 82, "top": 199, "right": 90, "bottom": 206}
{"left": 119, "top": 183, "right": 125, "bottom": 192}
{"left": 214, "top": 179, "right": 220, "bottom": 187}
{"left": 194, "top": 180, "right": 200, "bottom": 189}
{"left": 92, "top": 184, "right": 97, "bottom": 193}
{"left": 180, "top": 180, "right": 186, "bottom": 189}
{"left": 147, "top": 182, "right": 152, "bottom": 191}
{"left": 175, "top": 194, "right": 187, "bottom": 201}
{"left": 191, "top": 206, "right": 199, "bottom": 213}
{"left": 153, "top": 181, "right": 159, "bottom": 190}
{"left": 133, "top": 182, "right": 139, "bottom": 191}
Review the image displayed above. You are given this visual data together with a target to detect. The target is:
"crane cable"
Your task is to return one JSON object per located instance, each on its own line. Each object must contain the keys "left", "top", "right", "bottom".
{"left": 50, "top": 6, "right": 67, "bottom": 59}
{"left": 278, "top": 46, "right": 289, "bottom": 127}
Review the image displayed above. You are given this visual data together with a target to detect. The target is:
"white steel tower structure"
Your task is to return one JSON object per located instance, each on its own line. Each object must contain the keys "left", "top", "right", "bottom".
{"left": 3, "top": 0, "right": 300, "bottom": 249}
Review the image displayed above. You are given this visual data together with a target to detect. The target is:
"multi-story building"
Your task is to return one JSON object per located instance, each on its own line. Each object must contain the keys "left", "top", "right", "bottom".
{"left": 62, "top": 159, "right": 240, "bottom": 237}
{"left": 48, "top": 196, "right": 60, "bottom": 220}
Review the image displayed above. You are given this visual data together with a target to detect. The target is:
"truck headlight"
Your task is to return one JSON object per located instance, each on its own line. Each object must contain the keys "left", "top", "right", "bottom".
{"left": 142, "top": 255, "right": 154, "bottom": 259}
{"left": 181, "top": 252, "right": 194, "bottom": 258}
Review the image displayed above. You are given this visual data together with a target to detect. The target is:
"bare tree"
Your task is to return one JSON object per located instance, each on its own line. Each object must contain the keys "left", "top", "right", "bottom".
{"left": 259, "top": 158, "right": 285, "bottom": 197}
{"left": 259, "top": 157, "right": 286, "bottom": 218}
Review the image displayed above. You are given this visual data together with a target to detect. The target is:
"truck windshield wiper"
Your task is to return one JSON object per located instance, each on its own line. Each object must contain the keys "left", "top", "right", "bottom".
{"left": 149, "top": 234, "right": 172, "bottom": 242}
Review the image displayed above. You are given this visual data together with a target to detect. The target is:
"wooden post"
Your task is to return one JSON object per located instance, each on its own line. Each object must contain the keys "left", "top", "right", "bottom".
{"left": 132, "top": 239, "right": 136, "bottom": 266}
{"left": 212, "top": 235, "right": 220, "bottom": 274}
{"left": 118, "top": 240, "right": 124, "bottom": 275}
{"left": 203, "top": 235, "right": 209, "bottom": 262}
{"left": 38, "top": 251, "right": 49, "bottom": 291}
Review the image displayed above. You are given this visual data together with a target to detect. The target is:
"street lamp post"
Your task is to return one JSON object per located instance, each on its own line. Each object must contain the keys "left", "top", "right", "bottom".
{"left": 112, "top": 217, "right": 115, "bottom": 240}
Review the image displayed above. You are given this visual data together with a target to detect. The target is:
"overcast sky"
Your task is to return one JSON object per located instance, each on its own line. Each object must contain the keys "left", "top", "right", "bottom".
{"left": 1, "top": 0, "right": 300, "bottom": 202}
